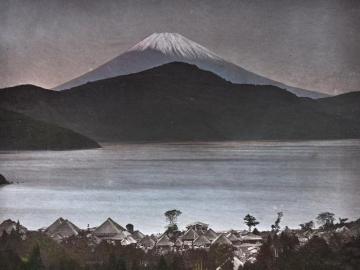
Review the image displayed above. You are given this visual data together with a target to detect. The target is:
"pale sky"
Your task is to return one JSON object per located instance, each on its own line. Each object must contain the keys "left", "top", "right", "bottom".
{"left": 1, "top": 0, "right": 359, "bottom": 95}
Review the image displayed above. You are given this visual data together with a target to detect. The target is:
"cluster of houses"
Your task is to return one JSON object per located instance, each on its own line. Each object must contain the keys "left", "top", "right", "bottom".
{"left": 0, "top": 218, "right": 263, "bottom": 263}
{"left": 2, "top": 217, "right": 359, "bottom": 265}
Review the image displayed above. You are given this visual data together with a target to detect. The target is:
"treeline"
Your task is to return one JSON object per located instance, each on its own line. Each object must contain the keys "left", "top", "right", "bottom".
{"left": 0, "top": 230, "right": 234, "bottom": 270}
{"left": 242, "top": 232, "right": 360, "bottom": 270}
{"left": 1, "top": 229, "right": 359, "bottom": 270}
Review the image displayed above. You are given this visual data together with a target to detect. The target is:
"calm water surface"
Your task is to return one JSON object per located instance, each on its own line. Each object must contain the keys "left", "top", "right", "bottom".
{"left": 0, "top": 140, "right": 359, "bottom": 234}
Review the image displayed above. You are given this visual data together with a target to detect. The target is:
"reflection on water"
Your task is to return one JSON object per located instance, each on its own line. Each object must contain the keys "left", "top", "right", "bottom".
{"left": 0, "top": 140, "right": 359, "bottom": 234}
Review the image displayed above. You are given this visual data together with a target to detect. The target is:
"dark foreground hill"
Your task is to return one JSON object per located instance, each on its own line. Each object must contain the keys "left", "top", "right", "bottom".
{"left": 0, "top": 62, "right": 359, "bottom": 142}
{"left": 0, "top": 108, "right": 100, "bottom": 150}
{"left": 0, "top": 174, "right": 10, "bottom": 185}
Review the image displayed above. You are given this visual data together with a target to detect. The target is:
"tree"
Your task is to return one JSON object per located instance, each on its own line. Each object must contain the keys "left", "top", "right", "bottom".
{"left": 170, "top": 256, "right": 186, "bottom": 270}
{"left": 15, "top": 220, "right": 21, "bottom": 233}
{"left": 157, "top": 256, "right": 169, "bottom": 270}
{"left": 299, "top": 221, "right": 314, "bottom": 232}
{"left": 164, "top": 209, "right": 182, "bottom": 226}
{"left": 126, "top": 224, "right": 134, "bottom": 233}
{"left": 338, "top": 217, "right": 348, "bottom": 225}
{"left": 107, "top": 253, "right": 127, "bottom": 270}
{"left": 316, "top": 212, "right": 335, "bottom": 230}
{"left": 271, "top": 212, "right": 283, "bottom": 233}
{"left": 249, "top": 235, "right": 274, "bottom": 270}
{"left": 209, "top": 244, "right": 234, "bottom": 270}
{"left": 23, "top": 245, "right": 44, "bottom": 270}
{"left": 244, "top": 214, "right": 259, "bottom": 232}
{"left": 130, "top": 259, "right": 140, "bottom": 270}
{"left": 279, "top": 231, "right": 299, "bottom": 256}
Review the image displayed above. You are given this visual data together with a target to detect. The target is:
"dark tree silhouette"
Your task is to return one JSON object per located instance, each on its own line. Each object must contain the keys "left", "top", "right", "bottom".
{"left": 316, "top": 212, "right": 335, "bottom": 230}
{"left": 164, "top": 209, "right": 182, "bottom": 226}
{"left": 244, "top": 214, "right": 260, "bottom": 232}
{"left": 338, "top": 217, "right": 348, "bottom": 225}
{"left": 299, "top": 220, "right": 314, "bottom": 232}
{"left": 271, "top": 212, "right": 283, "bottom": 233}
{"left": 157, "top": 256, "right": 169, "bottom": 270}
{"left": 126, "top": 224, "right": 134, "bottom": 234}
{"left": 164, "top": 209, "right": 182, "bottom": 235}
{"left": 23, "top": 245, "right": 44, "bottom": 270}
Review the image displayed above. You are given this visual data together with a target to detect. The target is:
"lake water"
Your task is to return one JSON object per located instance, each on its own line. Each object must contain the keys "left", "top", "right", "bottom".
{"left": 0, "top": 140, "right": 360, "bottom": 234}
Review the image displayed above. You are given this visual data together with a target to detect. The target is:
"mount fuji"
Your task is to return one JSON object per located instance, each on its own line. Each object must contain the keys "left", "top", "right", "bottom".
{"left": 55, "top": 33, "right": 325, "bottom": 98}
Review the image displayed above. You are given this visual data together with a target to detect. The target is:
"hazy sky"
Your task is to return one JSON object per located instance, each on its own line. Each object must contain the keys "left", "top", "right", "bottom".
{"left": 1, "top": 0, "right": 359, "bottom": 95}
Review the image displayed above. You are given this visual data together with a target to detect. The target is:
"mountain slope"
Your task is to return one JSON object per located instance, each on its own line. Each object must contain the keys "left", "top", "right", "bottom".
{"left": 0, "top": 108, "right": 100, "bottom": 150}
{"left": 0, "top": 62, "right": 358, "bottom": 142}
{"left": 317, "top": 92, "right": 360, "bottom": 124}
{"left": 55, "top": 33, "right": 325, "bottom": 98}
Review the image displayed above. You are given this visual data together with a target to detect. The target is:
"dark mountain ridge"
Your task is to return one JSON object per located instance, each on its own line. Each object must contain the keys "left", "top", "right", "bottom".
{"left": 0, "top": 62, "right": 359, "bottom": 142}
{"left": 0, "top": 108, "right": 100, "bottom": 150}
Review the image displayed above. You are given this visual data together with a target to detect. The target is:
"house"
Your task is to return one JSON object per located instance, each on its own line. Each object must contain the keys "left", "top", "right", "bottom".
{"left": 227, "top": 232, "right": 241, "bottom": 245}
{"left": 132, "top": 230, "right": 145, "bottom": 242}
{"left": 240, "top": 233, "right": 263, "bottom": 244}
{"left": 93, "top": 218, "right": 133, "bottom": 244}
{"left": 0, "top": 219, "right": 27, "bottom": 239}
{"left": 121, "top": 236, "right": 137, "bottom": 246}
{"left": 186, "top": 221, "right": 209, "bottom": 233}
{"left": 212, "top": 234, "right": 233, "bottom": 246}
{"left": 174, "top": 238, "right": 183, "bottom": 250}
{"left": 45, "top": 218, "right": 80, "bottom": 242}
{"left": 181, "top": 228, "right": 199, "bottom": 247}
{"left": 156, "top": 234, "right": 174, "bottom": 253}
{"left": 204, "top": 228, "right": 218, "bottom": 243}
{"left": 193, "top": 235, "right": 211, "bottom": 248}
{"left": 139, "top": 235, "right": 156, "bottom": 250}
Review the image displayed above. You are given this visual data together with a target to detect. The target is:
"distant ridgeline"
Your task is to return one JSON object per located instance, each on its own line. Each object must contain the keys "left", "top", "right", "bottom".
{"left": 0, "top": 62, "right": 359, "bottom": 144}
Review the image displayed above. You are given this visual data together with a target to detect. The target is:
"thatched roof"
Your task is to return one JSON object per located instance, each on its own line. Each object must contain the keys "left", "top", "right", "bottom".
{"left": 227, "top": 233, "right": 239, "bottom": 242}
{"left": 45, "top": 218, "right": 80, "bottom": 238}
{"left": 335, "top": 226, "right": 350, "bottom": 233}
{"left": 175, "top": 238, "right": 183, "bottom": 247}
{"left": 186, "top": 221, "right": 209, "bottom": 230}
{"left": 45, "top": 218, "right": 65, "bottom": 235}
{"left": 238, "top": 243, "right": 262, "bottom": 248}
{"left": 54, "top": 222, "right": 79, "bottom": 238}
{"left": 0, "top": 219, "right": 27, "bottom": 236}
{"left": 193, "top": 235, "right": 211, "bottom": 246}
{"left": 197, "top": 230, "right": 205, "bottom": 236}
{"left": 156, "top": 234, "right": 174, "bottom": 247}
{"left": 121, "top": 236, "right": 137, "bottom": 246}
{"left": 241, "top": 233, "right": 263, "bottom": 242}
{"left": 132, "top": 230, "right": 145, "bottom": 241}
{"left": 182, "top": 228, "right": 199, "bottom": 241}
{"left": 93, "top": 218, "right": 127, "bottom": 238}
{"left": 150, "top": 234, "right": 158, "bottom": 241}
{"left": 204, "top": 228, "right": 218, "bottom": 241}
{"left": 140, "top": 235, "right": 156, "bottom": 248}
{"left": 212, "top": 234, "right": 232, "bottom": 246}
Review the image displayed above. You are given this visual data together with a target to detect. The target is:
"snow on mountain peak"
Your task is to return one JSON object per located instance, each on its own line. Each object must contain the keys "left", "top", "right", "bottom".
{"left": 128, "top": 32, "right": 222, "bottom": 60}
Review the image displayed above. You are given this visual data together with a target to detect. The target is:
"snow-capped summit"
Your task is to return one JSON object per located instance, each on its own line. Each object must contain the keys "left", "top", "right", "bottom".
{"left": 54, "top": 32, "right": 325, "bottom": 98}
{"left": 128, "top": 33, "right": 221, "bottom": 60}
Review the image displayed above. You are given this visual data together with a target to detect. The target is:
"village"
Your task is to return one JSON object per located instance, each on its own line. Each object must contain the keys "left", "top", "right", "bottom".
{"left": 0, "top": 217, "right": 263, "bottom": 264}
{"left": 1, "top": 211, "right": 360, "bottom": 270}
